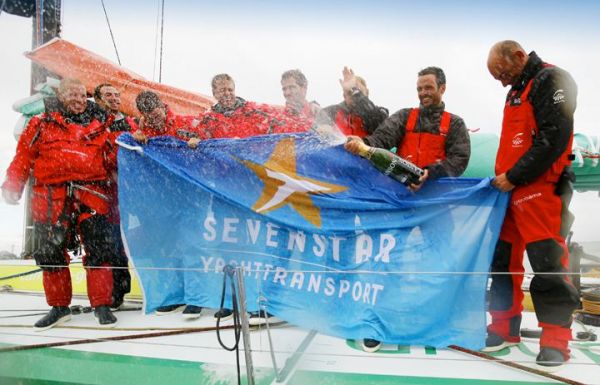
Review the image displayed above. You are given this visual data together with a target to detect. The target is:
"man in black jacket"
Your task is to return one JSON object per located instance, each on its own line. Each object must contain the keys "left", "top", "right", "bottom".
{"left": 316, "top": 67, "right": 388, "bottom": 138}
{"left": 345, "top": 67, "right": 470, "bottom": 352}
{"left": 346, "top": 66, "right": 470, "bottom": 192}
{"left": 94, "top": 83, "right": 135, "bottom": 310}
{"left": 484, "top": 40, "right": 579, "bottom": 368}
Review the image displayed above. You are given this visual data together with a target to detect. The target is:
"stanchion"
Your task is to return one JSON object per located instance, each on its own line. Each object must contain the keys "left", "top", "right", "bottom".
{"left": 235, "top": 266, "right": 255, "bottom": 385}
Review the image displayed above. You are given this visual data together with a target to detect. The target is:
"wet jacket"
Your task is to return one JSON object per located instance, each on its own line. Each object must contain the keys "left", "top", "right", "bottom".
{"left": 105, "top": 113, "right": 139, "bottom": 224}
{"left": 3, "top": 98, "right": 110, "bottom": 194}
{"left": 108, "top": 113, "right": 137, "bottom": 137}
{"left": 284, "top": 100, "right": 320, "bottom": 121}
{"left": 105, "top": 113, "right": 138, "bottom": 167}
{"left": 2, "top": 98, "right": 112, "bottom": 223}
{"left": 137, "top": 107, "right": 200, "bottom": 140}
{"left": 198, "top": 97, "right": 306, "bottom": 138}
{"left": 277, "top": 100, "right": 320, "bottom": 133}
{"left": 317, "top": 91, "right": 388, "bottom": 137}
{"left": 496, "top": 51, "right": 577, "bottom": 185}
{"left": 395, "top": 108, "right": 452, "bottom": 169}
{"left": 364, "top": 103, "right": 470, "bottom": 178}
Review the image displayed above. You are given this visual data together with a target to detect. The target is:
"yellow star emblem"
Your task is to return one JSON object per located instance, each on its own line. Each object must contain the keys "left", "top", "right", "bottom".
{"left": 240, "top": 137, "right": 347, "bottom": 228}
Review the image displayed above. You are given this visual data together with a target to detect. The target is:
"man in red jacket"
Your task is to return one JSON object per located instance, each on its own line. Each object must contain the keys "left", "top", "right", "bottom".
{"left": 132, "top": 90, "right": 200, "bottom": 144}
{"left": 2, "top": 78, "right": 118, "bottom": 330}
{"left": 190, "top": 74, "right": 293, "bottom": 324}
{"left": 197, "top": 73, "right": 308, "bottom": 139}
{"left": 485, "top": 40, "right": 579, "bottom": 368}
{"left": 131, "top": 90, "right": 207, "bottom": 319}
{"left": 94, "top": 83, "right": 137, "bottom": 310}
{"left": 280, "top": 69, "right": 320, "bottom": 123}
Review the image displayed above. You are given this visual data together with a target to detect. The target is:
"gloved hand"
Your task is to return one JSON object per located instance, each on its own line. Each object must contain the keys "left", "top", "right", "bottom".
{"left": 132, "top": 129, "right": 148, "bottom": 144}
{"left": 187, "top": 137, "right": 201, "bottom": 149}
{"left": 2, "top": 188, "right": 21, "bottom": 205}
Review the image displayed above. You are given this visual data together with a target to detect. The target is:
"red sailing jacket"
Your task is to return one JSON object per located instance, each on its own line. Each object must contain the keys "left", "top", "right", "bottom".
{"left": 199, "top": 99, "right": 302, "bottom": 139}
{"left": 273, "top": 106, "right": 312, "bottom": 134}
{"left": 284, "top": 101, "right": 320, "bottom": 121}
{"left": 3, "top": 112, "right": 110, "bottom": 194}
{"left": 137, "top": 108, "right": 199, "bottom": 140}
{"left": 276, "top": 101, "right": 316, "bottom": 133}
{"left": 2, "top": 108, "right": 112, "bottom": 223}
{"left": 335, "top": 109, "right": 369, "bottom": 138}
{"left": 396, "top": 108, "right": 451, "bottom": 168}
{"left": 495, "top": 75, "right": 573, "bottom": 184}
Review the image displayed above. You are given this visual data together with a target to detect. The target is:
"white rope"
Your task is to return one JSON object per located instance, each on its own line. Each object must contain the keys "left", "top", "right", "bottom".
{"left": 116, "top": 138, "right": 144, "bottom": 154}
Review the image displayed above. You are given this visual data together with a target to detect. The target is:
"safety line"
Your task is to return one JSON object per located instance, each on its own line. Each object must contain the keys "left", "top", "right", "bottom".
{"left": 449, "top": 345, "right": 586, "bottom": 385}
{"left": 1, "top": 263, "right": 595, "bottom": 276}
{"left": 0, "top": 268, "right": 41, "bottom": 281}
{"left": 0, "top": 323, "right": 237, "bottom": 353}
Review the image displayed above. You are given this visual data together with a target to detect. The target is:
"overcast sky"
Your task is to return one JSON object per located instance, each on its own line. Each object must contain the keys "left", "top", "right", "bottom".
{"left": 1, "top": 0, "right": 599, "bottom": 253}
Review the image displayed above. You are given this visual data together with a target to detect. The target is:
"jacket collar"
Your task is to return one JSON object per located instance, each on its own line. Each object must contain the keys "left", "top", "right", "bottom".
{"left": 212, "top": 97, "right": 246, "bottom": 116}
{"left": 511, "top": 51, "right": 544, "bottom": 92}
{"left": 43, "top": 97, "right": 107, "bottom": 126}
{"left": 418, "top": 102, "right": 446, "bottom": 118}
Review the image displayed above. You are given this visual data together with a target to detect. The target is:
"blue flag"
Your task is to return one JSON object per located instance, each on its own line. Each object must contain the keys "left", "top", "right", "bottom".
{"left": 118, "top": 133, "right": 508, "bottom": 349}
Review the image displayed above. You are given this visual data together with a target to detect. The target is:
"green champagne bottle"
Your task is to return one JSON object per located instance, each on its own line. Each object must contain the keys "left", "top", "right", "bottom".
{"left": 355, "top": 141, "right": 424, "bottom": 186}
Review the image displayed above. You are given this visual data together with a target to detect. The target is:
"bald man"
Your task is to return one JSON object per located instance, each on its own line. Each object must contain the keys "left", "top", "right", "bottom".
{"left": 484, "top": 40, "right": 579, "bottom": 368}
{"left": 2, "top": 78, "right": 118, "bottom": 330}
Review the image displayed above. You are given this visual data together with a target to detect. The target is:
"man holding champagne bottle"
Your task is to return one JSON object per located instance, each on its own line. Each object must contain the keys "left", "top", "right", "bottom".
{"left": 345, "top": 67, "right": 470, "bottom": 352}
{"left": 345, "top": 66, "right": 470, "bottom": 193}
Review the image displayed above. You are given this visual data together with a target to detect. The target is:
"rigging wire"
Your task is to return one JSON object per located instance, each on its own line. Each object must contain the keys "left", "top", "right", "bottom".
{"left": 99, "top": 0, "right": 121, "bottom": 66}
{"left": 35, "top": 0, "right": 43, "bottom": 47}
{"left": 152, "top": 0, "right": 161, "bottom": 81}
{"left": 158, "top": 0, "right": 165, "bottom": 83}
{"left": 0, "top": 0, "right": 7, "bottom": 17}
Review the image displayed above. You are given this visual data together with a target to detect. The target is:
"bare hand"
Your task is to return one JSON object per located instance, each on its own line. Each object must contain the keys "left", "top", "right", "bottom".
{"left": 339, "top": 66, "right": 357, "bottom": 92}
{"left": 344, "top": 136, "right": 365, "bottom": 155}
{"left": 492, "top": 173, "right": 515, "bottom": 192}
{"left": 2, "top": 188, "right": 21, "bottom": 205}
{"left": 187, "top": 137, "right": 201, "bottom": 149}
{"left": 409, "top": 168, "right": 429, "bottom": 192}
{"left": 132, "top": 130, "right": 148, "bottom": 144}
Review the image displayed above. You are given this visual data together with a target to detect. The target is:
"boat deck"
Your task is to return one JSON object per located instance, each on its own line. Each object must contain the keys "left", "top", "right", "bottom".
{"left": 1, "top": 290, "right": 599, "bottom": 385}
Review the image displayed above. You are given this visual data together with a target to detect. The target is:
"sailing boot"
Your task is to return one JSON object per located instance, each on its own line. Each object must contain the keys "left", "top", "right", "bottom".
{"left": 248, "top": 310, "right": 281, "bottom": 326}
{"left": 214, "top": 308, "right": 233, "bottom": 321}
{"left": 182, "top": 305, "right": 203, "bottom": 320}
{"left": 481, "top": 333, "right": 519, "bottom": 352}
{"left": 536, "top": 347, "right": 567, "bottom": 370}
{"left": 94, "top": 305, "right": 117, "bottom": 327}
{"left": 361, "top": 339, "right": 382, "bottom": 353}
{"left": 34, "top": 306, "right": 72, "bottom": 332}
{"left": 155, "top": 304, "right": 186, "bottom": 315}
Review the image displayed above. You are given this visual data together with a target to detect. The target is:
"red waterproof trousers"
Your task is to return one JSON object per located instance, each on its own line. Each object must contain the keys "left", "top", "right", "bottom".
{"left": 489, "top": 78, "right": 578, "bottom": 359}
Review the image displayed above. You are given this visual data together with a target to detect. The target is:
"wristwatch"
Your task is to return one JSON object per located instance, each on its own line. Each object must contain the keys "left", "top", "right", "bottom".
{"left": 350, "top": 87, "right": 362, "bottom": 96}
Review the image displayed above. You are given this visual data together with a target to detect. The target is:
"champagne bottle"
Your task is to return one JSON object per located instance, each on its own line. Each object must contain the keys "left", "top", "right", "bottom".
{"left": 355, "top": 141, "right": 424, "bottom": 186}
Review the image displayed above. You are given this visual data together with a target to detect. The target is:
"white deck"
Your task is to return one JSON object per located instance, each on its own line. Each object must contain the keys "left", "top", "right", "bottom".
{"left": 1, "top": 290, "right": 599, "bottom": 384}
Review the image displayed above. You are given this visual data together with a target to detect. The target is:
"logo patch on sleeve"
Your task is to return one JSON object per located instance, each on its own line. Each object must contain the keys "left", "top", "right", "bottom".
{"left": 553, "top": 89, "right": 566, "bottom": 104}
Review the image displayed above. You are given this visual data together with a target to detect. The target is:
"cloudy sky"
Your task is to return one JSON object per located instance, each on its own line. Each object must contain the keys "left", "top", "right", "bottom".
{"left": 1, "top": 0, "right": 599, "bottom": 253}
